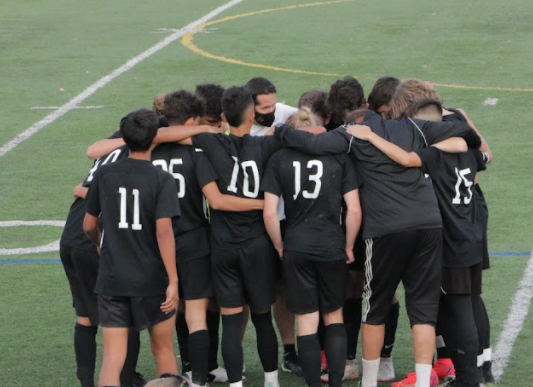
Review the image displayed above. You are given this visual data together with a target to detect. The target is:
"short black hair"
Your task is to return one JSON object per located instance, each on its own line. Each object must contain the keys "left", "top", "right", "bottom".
{"left": 298, "top": 90, "right": 330, "bottom": 122}
{"left": 195, "top": 83, "right": 225, "bottom": 119}
{"left": 404, "top": 98, "right": 443, "bottom": 118}
{"left": 221, "top": 86, "right": 254, "bottom": 127}
{"left": 163, "top": 90, "right": 205, "bottom": 125}
{"left": 368, "top": 76, "right": 401, "bottom": 112}
{"left": 327, "top": 76, "right": 365, "bottom": 127}
{"left": 119, "top": 109, "right": 159, "bottom": 152}
{"left": 245, "top": 77, "right": 277, "bottom": 105}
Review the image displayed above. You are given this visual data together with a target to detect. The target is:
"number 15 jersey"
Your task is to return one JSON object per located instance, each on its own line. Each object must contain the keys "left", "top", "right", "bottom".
{"left": 262, "top": 149, "right": 361, "bottom": 261}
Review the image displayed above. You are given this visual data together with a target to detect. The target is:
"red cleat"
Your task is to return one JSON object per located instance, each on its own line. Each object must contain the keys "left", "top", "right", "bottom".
{"left": 434, "top": 358, "right": 456, "bottom": 381}
{"left": 390, "top": 368, "right": 439, "bottom": 387}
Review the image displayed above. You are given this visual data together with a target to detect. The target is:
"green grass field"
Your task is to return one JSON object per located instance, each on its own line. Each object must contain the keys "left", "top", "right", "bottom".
{"left": 1, "top": 0, "right": 532, "bottom": 386}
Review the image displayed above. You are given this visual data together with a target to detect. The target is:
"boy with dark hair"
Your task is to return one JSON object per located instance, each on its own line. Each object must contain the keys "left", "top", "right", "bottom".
{"left": 195, "top": 83, "right": 226, "bottom": 128}
{"left": 367, "top": 76, "right": 401, "bottom": 115}
{"left": 83, "top": 109, "right": 181, "bottom": 387}
{"left": 348, "top": 99, "right": 489, "bottom": 387}
{"left": 326, "top": 76, "right": 366, "bottom": 131}
{"left": 272, "top": 109, "right": 481, "bottom": 387}
{"left": 262, "top": 109, "right": 362, "bottom": 387}
{"left": 245, "top": 77, "right": 297, "bottom": 136}
{"left": 298, "top": 90, "right": 330, "bottom": 126}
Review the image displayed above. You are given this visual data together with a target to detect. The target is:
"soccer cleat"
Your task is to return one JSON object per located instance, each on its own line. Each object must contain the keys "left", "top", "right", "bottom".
{"left": 207, "top": 367, "right": 229, "bottom": 383}
{"left": 281, "top": 351, "right": 304, "bottom": 377}
{"left": 482, "top": 361, "right": 495, "bottom": 386}
{"left": 434, "top": 358, "right": 456, "bottom": 381}
{"left": 320, "top": 350, "right": 329, "bottom": 374}
{"left": 444, "top": 381, "right": 480, "bottom": 387}
{"left": 121, "top": 371, "right": 146, "bottom": 387}
{"left": 321, "top": 358, "right": 359, "bottom": 382}
{"left": 391, "top": 368, "right": 439, "bottom": 387}
{"left": 377, "top": 356, "right": 395, "bottom": 381}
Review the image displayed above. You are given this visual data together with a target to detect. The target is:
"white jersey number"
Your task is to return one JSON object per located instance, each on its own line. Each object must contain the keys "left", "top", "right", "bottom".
{"left": 87, "top": 149, "right": 122, "bottom": 183}
{"left": 118, "top": 188, "right": 143, "bottom": 230}
{"left": 293, "top": 160, "right": 323, "bottom": 200}
{"left": 152, "top": 158, "right": 186, "bottom": 199}
{"left": 227, "top": 157, "right": 260, "bottom": 198}
{"left": 452, "top": 167, "right": 473, "bottom": 205}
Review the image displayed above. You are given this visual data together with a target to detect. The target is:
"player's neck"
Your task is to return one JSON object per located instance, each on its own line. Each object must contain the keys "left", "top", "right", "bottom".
{"left": 229, "top": 124, "right": 251, "bottom": 137}
{"left": 129, "top": 150, "right": 152, "bottom": 161}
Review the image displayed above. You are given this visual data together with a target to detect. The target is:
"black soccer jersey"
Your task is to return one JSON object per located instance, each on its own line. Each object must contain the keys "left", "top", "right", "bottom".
{"left": 151, "top": 143, "right": 217, "bottom": 261}
{"left": 416, "top": 147, "right": 487, "bottom": 267}
{"left": 262, "top": 149, "right": 360, "bottom": 260}
{"left": 85, "top": 158, "right": 181, "bottom": 297}
{"left": 191, "top": 133, "right": 281, "bottom": 248}
{"left": 60, "top": 145, "right": 130, "bottom": 251}
{"left": 275, "top": 111, "right": 481, "bottom": 239}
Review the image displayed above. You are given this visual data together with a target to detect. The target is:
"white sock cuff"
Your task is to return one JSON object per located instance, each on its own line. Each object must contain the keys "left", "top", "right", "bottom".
{"left": 229, "top": 382, "right": 243, "bottom": 387}
{"left": 415, "top": 363, "right": 432, "bottom": 387}
{"left": 264, "top": 370, "right": 278, "bottom": 380}
{"left": 484, "top": 347, "right": 492, "bottom": 361}
{"left": 477, "top": 354, "right": 484, "bottom": 367}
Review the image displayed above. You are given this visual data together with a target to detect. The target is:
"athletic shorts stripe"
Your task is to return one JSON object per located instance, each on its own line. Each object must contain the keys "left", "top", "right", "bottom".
{"left": 362, "top": 238, "right": 373, "bottom": 322}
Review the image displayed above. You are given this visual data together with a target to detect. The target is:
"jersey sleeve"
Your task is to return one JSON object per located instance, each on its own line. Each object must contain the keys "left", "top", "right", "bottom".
{"left": 418, "top": 120, "right": 481, "bottom": 149}
{"left": 85, "top": 172, "right": 102, "bottom": 217}
{"left": 108, "top": 130, "right": 122, "bottom": 139}
{"left": 473, "top": 150, "right": 488, "bottom": 172}
{"left": 339, "top": 155, "right": 361, "bottom": 194}
{"left": 415, "top": 147, "right": 441, "bottom": 176}
{"left": 156, "top": 174, "right": 181, "bottom": 220}
{"left": 274, "top": 124, "right": 350, "bottom": 155}
{"left": 261, "top": 153, "right": 282, "bottom": 196}
{"left": 194, "top": 149, "right": 218, "bottom": 188}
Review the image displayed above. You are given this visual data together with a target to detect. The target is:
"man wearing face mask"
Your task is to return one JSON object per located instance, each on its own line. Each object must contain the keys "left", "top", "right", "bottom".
{"left": 246, "top": 77, "right": 298, "bottom": 136}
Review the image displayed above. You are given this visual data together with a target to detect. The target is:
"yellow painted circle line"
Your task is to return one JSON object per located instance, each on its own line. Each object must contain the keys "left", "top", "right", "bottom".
{"left": 181, "top": 0, "right": 533, "bottom": 93}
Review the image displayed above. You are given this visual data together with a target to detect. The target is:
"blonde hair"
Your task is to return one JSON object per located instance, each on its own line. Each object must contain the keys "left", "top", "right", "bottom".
{"left": 286, "top": 107, "right": 322, "bottom": 129}
{"left": 388, "top": 79, "right": 442, "bottom": 119}
{"left": 152, "top": 93, "right": 166, "bottom": 118}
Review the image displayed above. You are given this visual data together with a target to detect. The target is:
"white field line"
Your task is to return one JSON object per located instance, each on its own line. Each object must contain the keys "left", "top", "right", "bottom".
{"left": 493, "top": 250, "right": 533, "bottom": 381}
{"left": 0, "top": 0, "right": 247, "bottom": 158}
{"left": 31, "top": 105, "right": 104, "bottom": 110}
{"left": 0, "top": 220, "right": 66, "bottom": 256}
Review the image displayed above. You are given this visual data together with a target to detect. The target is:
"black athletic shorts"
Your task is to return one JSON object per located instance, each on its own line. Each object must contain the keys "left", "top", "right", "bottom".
{"left": 211, "top": 234, "right": 276, "bottom": 311}
{"left": 60, "top": 244, "right": 99, "bottom": 325}
{"left": 283, "top": 252, "right": 348, "bottom": 314}
{"left": 481, "top": 230, "right": 490, "bottom": 270}
{"left": 363, "top": 228, "right": 442, "bottom": 326}
{"left": 349, "top": 234, "right": 365, "bottom": 271}
{"left": 441, "top": 262, "right": 482, "bottom": 295}
{"left": 98, "top": 294, "right": 176, "bottom": 331}
{"left": 177, "top": 255, "right": 213, "bottom": 300}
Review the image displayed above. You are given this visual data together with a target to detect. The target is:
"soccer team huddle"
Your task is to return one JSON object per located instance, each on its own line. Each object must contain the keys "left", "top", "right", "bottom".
{"left": 60, "top": 75, "right": 496, "bottom": 387}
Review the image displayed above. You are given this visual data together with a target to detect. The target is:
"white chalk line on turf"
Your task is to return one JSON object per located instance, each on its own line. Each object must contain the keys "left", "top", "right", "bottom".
{"left": 493, "top": 250, "right": 533, "bottom": 381}
{"left": 0, "top": 220, "right": 65, "bottom": 256}
{"left": 31, "top": 105, "right": 104, "bottom": 110}
{"left": 0, "top": 0, "right": 248, "bottom": 159}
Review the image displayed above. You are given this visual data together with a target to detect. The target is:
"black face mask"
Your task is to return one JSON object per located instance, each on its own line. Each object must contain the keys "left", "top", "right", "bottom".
{"left": 255, "top": 109, "right": 276, "bottom": 127}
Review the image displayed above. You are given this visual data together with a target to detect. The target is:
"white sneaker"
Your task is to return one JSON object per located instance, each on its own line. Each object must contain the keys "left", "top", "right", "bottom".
{"left": 320, "top": 358, "right": 360, "bottom": 382}
{"left": 208, "top": 367, "right": 228, "bottom": 383}
{"left": 377, "top": 356, "right": 395, "bottom": 381}
{"left": 264, "top": 370, "right": 280, "bottom": 387}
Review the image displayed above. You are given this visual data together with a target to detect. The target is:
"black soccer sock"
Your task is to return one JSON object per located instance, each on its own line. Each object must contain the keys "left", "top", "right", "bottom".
{"left": 325, "top": 323, "right": 347, "bottom": 387}
{"left": 206, "top": 310, "right": 220, "bottom": 370}
{"left": 251, "top": 310, "right": 279, "bottom": 372}
{"left": 435, "top": 304, "right": 453, "bottom": 359}
{"left": 441, "top": 295, "right": 479, "bottom": 385}
{"left": 74, "top": 323, "right": 97, "bottom": 387}
{"left": 343, "top": 298, "right": 362, "bottom": 360}
{"left": 284, "top": 343, "right": 297, "bottom": 356}
{"left": 176, "top": 312, "right": 191, "bottom": 372}
{"left": 317, "top": 317, "right": 326, "bottom": 350}
{"left": 189, "top": 330, "right": 210, "bottom": 386}
{"left": 381, "top": 301, "right": 399, "bottom": 358}
{"left": 221, "top": 313, "right": 244, "bottom": 383}
{"left": 471, "top": 295, "right": 486, "bottom": 356}
{"left": 120, "top": 329, "right": 140, "bottom": 383}
{"left": 297, "top": 334, "right": 322, "bottom": 387}
{"left": 480, "top": 296, "right": 491, "bottom": 349}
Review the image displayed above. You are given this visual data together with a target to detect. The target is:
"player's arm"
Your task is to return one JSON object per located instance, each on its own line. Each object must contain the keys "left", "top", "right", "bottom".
{"left": 83, "top": 214, "right": 101, "bottom": 247}
{"left": 274, "top": 124, "right": 349, "bottom": 155}
{"left": 263, "top": 192, "right": 283, "bottom": 258}
{"left": 431, "top": 137, "right": 468, "bottom": 153}
{"left": 157, "top": 125, "right": 223, "bottom": 146}
{"left": 421, "top": 119, "right": 481, "bottom": 149}
{"left": 458, "top": 109, "right": 492, "bottom": 163}
{"left": 73, "top": 183, "right": 89, "bottom": 199}
{"left": 86, "top": 138, "right": 125, "bottom": 160}
{"left": 202, "top": 182, "right": 264, "bottom": 211}
{"left": 343, "top": 189, "right": 362, "bottom": 264}
{"left": 156, "top": 217, "right": 179, "bottom": 314}
{"left": 83, "top": 175, "right": 102, "bottom": 248}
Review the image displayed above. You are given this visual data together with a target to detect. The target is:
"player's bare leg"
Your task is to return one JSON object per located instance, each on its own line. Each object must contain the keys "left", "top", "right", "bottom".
{"left": 99, "top": 327, "right": 129, "bottom": 387}
{"left": 185, "top": 298, "right": 209, "bottom": 386}
{"left": 361, "top": 323, "right": 385, "bottom": 387}
{"left": 149, "top": 315, "right": 179, "bottom": 377}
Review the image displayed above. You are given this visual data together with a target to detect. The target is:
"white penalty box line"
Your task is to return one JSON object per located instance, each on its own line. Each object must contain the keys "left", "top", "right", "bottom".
{"left": 0, "top": 0, "right": 248, "bottom": 158}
